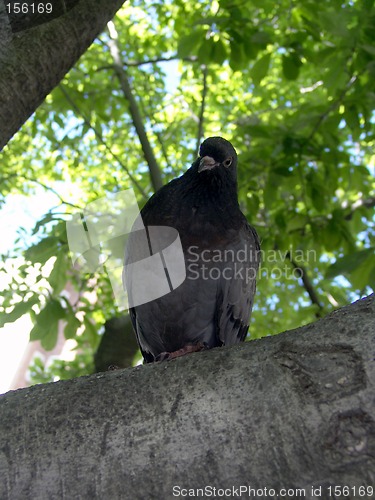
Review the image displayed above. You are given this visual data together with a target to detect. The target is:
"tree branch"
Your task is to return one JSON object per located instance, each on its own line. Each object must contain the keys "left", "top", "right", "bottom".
{"left": 58, "top": 85, "right": 148, "bottom": 200}
{"left": 20, "top": 176, "right": 82, "bottom": 210}
{"left": 286, "top": 252, "right": 324, "bottom": 317}
{"left": 0, "top": 0, "right": 126, "bottom": 151}
{"left": 107, "top": 22, "right": 164, "bottom": 192}
{"left": 125, "top": 55, "right": 197, "bottom": 67}
{"left": 305, "top": 75, "right": 358, "bottom": 145}
{"left": 1, "top": 295, "right": 374, "bottom": 498}
{"left": 134, "top": 72, "right": 171, "bottom": 173}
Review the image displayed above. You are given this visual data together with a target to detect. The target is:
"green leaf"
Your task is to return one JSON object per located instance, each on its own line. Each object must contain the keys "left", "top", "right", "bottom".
{"left": 286, "top": 214, "right": 309, "bottom": 232}
{"left": 229, "top": 41, "right": 246, "bottom": 71}
{"left": 274, "top": 210, "right": 287, "bottom": 230}
{"left": 310, "top": 222, "right": 324, "bottom": 247}
{"left": 361, "top": 44, "right": 375, "bottom": 56}
{"left": 243, "top": 42, "right": 259, "bottom": 60}
{"left": 251, "top": 31, "right": 272, "bottom": 46}
{"left": 321, "top": 219, "right": 342, "bottom": 251}
{"left": 211, "top": 39, "right": 227, "bottom": 65}
{"left": 344, "top": 105, "right": 360, "bottom": 140}
{"left": 34, "top": 299, "right": 66, "bottom": 327}
{"left": 323, "top": 59, "right": 348, "bottom": 92}
{"left": 246, "top": 194, "right": 260, "bottom": 214}
{"left": 24, "top": 236, "right": 59, "bottom": 264}
{"left": 325, "top": 248, "right": 375, "bottom": 280}
{"left": 246, "top": 124, "right": 271, "bottom": 138}
{"left": 282, "top": 53, "right": 301, "bottom": 80}
{"left": 29, "top": 322, "right": 59, "bottom": 351}
{"left": 197, "top": 38, "right": 215, "bottom": 64}
{"left": 84, "top": 318, "right": 99, "bottom": 348}
{"left": 306, "top": 171, "right": 327, "bottom": 212}
{"left": 177, "top": 31, "right": 204, "bottom": 58}
{"left": 30, "top": 299, "right": 66, "bottom": 350}
{"left": 368, "top": 259, "right": 375, "bottom": 292}
{"left": 311, "top": 185, "right": 325, "bottom": 212}
{"left": 274, "top": 166, "right": 294, "bottom": 177}
{"left": 251, "top": 53, "right": 271, "bottom": 85}
{"left": 64, "top": 314, "right": 81, "bottom": 340}
{"left": 263, "top": 173, "right": 279, "bottom": 208}
{"left": 350, "top": 254, "right": 375, "bottom": 291}
{"left": 49, "top": 252, "right": 69, "bottom": 295}
{"left": 32, "top": 212, "right": 57, "bottom": 235}
{"left": 318, "top": 11, "right": 349, "bottom": 38}
{"left": 0, "top": 297, "right": 38, "bottom": 328}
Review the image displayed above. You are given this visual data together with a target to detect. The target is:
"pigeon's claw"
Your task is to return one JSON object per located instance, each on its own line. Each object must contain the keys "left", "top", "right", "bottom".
{"left": 155, "top": 342, "right": 208, "bottom": 362}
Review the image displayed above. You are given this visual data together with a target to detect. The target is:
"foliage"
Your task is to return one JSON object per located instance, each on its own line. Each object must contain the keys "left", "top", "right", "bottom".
{"left": 0, "top": 0, "right": 374, "bottom": 383}
{"left": 29, "top": 351, "right": 95, "bottom": 385}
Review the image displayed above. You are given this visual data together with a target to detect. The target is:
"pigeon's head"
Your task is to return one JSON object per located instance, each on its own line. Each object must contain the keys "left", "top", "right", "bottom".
{"left": 198, "top": 137, "right": 237, "bottom": 178}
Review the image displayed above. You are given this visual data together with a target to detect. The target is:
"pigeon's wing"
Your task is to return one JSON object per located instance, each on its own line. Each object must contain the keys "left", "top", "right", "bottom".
{"left": 128, "top": 307, "right": 156, "bottom": 363}
{"left": 127, "top": 269, "right": 220, "bottom": 361}
{"left": 216, "top": 223, "right": 260, "bottom": 345}
{"left": 124, "top": 218, "right": 170, "bottom": 363}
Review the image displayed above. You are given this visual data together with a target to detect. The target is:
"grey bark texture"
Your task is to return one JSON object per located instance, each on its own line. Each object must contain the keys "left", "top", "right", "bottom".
{"left": 0, "top": 0, "right": 125, "bottom": 150}
{"left": 0, "top": 294, "right": 374, "bottom": 500}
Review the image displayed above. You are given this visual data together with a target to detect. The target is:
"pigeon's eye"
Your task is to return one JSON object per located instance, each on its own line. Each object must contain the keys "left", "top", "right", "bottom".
{"left": 223, "top": 157, "right": 232, "bottom": 168}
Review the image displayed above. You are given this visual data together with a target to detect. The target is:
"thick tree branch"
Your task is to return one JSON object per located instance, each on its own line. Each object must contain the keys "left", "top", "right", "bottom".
{"left": 107, "top": 22, "right": 163, "bottom": 192}
{"left": 0, "top": 0, "right": 126, "bottom": 151}
{"left": 0, "top": 295, "right": 374, "bottom": 498}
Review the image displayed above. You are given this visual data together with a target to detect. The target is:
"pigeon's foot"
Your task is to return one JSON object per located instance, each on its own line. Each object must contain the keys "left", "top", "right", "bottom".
{"left": 156, "top": 342, "right": 208, "bottom": 362}
{"left": 107, "top": 364, "right": 121, "bottom": 371}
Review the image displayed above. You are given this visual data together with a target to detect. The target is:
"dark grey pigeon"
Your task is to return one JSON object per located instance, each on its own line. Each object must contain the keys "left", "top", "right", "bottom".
{"left": 125, "top": 137, "right": 260, "bottom": 362}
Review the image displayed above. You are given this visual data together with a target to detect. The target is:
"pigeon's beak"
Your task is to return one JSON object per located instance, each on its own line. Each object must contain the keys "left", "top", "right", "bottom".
{"left": 198, "top": 156, "right": 220, "bottom": 173}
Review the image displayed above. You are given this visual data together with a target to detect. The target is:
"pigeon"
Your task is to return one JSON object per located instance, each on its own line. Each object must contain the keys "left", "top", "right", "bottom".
{"left": 125, "top": 136, "right": 260, "bottom": 363}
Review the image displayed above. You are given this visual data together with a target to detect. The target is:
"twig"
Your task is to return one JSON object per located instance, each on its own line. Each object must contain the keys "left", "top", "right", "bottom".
{"left": 125, "top": 55, "right": 197, "bottom": 67}
{"left": 305, "top": 75, "right": 358, "bottom": 145}
{"left": 20, "top": 176, "right": 82, "bottom": 209}
{"left": 296, "top": 71, "right": 360, "bottom": 215}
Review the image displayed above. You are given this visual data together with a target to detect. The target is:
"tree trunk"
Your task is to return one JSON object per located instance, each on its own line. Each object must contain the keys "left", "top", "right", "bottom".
{"left": 0, "top": 295, "right": 374, "bottom": 500}
{"left": 0, "top": 0, "right": 125, "bottom": 150}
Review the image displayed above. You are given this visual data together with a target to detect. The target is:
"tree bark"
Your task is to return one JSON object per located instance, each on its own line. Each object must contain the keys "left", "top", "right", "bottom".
{"left": 0, "top": 0, "right": 126, "bottom": 150}
{"left": 0, "top": 295, "right": 374, "bottom": 500}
